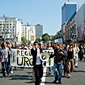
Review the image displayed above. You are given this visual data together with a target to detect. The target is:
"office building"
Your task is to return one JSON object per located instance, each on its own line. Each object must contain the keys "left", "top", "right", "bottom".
{"left": 0, "top": 15, "right": 22, "bottom": 43}
{"left": 62, "top": 2, "right": 77, "bottom": 24}
{"left": 35, "top": 24, "right": 43, "bottom": 39}
{"left": 22, "top": 24, "right": 36, "bottom": 43}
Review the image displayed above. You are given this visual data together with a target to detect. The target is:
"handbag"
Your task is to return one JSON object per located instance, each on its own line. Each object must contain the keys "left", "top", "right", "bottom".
{"left": 0, "top": 57, "right": 2, "bottom": 62}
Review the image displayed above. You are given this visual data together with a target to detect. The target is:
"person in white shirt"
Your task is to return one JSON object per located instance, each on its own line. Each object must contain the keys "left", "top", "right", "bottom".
{"left": 0, "top": 42, "right": 10, "bottom": 77}
{"left": 31, "top": 42, "right": 43, "bottom": 85}
{"left": 73, "top": 43, "right": 80, "bottom": 68}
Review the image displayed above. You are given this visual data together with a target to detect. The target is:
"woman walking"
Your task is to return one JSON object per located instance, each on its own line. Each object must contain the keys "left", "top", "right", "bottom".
{"left": 0, "top": 42, "right": 10, "bottom": 78}
{"left": 67, "top": 44, "right": 75, "bottom": 78}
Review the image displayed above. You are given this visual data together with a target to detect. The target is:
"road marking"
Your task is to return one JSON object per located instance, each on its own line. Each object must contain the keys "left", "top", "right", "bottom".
{"left": 40, "top": 67, "right": 47, "bottom": 85}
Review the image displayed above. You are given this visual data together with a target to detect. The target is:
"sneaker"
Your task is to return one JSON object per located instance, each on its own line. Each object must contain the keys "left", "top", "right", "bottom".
{"left": 47, "top": 72, "right": 51, "bottom": 75}
{"left": 10, "top": 71, "right": 13, "bottom": 74}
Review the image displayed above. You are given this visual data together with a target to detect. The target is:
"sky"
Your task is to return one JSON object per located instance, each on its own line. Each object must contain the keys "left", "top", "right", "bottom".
{"left": 0, "top": 0, "right": 84, "bottom": 35}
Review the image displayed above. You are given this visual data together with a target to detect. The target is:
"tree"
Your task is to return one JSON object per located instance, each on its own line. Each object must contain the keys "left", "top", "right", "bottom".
{"left": 52, "top": 34, "right": 58, "bottom": 40}
{"left": 42, "top": 33, "right": 50, "bottom": 43}
{"left": 21, "top": 37, "right": 28, "bottom": 43}
{"left": 35, "top": 38, "right": 42, "bottom": 42}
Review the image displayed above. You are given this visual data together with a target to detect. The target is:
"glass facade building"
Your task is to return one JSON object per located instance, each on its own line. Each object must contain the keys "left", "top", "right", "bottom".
{"left": 62, "top": 2, "right": 77, "bottom": 24}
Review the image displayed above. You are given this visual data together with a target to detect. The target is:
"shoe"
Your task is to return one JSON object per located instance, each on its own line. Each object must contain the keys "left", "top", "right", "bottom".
{"left": 67, "top": 74, "right": 71, "bottom": 78}
{"left": 1, "top": 75, "right": 6, "bottom": 78}
{"left": 47, "top": 72, "right": 51, "bottom": 75}
{"left": 53, "top": 80, "right": 56, "bottom": 83}
{"left": 39, "top": 79, "right": 42, "bottom": 83}
{"left": 57, "top": 82, "right": 62, "bottom": 84}
{"left": 75, "top": 66, "right": 78, "bottom": 68}
{"left": 10, "top": 71, "right": 13, "bottom": 74}
{"left": 7, "top": 73, "right": 9, "bottom": 77}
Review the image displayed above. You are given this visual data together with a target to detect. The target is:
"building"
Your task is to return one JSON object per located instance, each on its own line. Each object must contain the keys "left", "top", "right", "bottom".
{"left": 0, "top": 15, "right": 22, "bottom": 43}
{"left": 62, "top": 2, "right": 77, "bottom": 24}
{"left": 65, "top": 12, "right": 77, "bottom": 43}
{"left": 21, "top": 24, "right": 36, "bottom": 43}
{"left": 35, "top": 24, "right": 43, "bottom": 39}
{"left": 76, "top": 1, "right": 85, "bottom": 42}
{"left": 62, "top": 2, "right": 77, "bottom": 43}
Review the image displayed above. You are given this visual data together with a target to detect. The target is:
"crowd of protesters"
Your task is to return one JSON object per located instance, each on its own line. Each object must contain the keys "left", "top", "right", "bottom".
{"left": 0, "top": 41, "right": 85, "bottom": 85}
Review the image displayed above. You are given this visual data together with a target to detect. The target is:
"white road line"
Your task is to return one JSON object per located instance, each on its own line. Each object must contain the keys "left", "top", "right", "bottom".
{"left": 40, "top": 67, "right": 47, "bottom": 85}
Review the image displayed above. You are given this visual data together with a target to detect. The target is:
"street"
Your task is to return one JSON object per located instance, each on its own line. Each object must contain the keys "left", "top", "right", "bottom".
{"left": 0, "top": 60, "right": 85, "bottom": 85}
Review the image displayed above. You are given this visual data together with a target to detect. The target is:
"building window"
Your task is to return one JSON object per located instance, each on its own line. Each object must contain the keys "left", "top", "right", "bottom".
{"left": 31, "top": 36, "right": 34, "bottom": 41}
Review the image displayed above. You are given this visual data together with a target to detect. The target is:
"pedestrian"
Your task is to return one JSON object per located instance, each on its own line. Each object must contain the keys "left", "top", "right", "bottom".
{"left": 6, "top": 42, "right": 13, "bottom": 74}
{"left": 78, "top": 44, "right": 84, "bottom": 61}
{"left": 46, "top": 42, "right": 53, "bottom": 75}
{"left": 31, "top": 42, "right": 43, "bottom": 85}
{"left": 50, "top": 43, "right": 66, "bottom": 84}
{"left": 0, "top": 42, "right": 10, "bottom": 78}
{"left": 66, "top": 44, "right": 75, "bottom": 78}
{"left": 20, "top": 44, "right": 27, "bottom": 70}
{"left": 73, "top": 43, "right": 80, "bottom": 68}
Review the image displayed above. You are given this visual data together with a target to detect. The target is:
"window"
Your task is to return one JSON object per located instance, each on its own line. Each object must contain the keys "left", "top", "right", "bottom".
{"left": 31, "top": 36, "right": 34, "bottom": 41}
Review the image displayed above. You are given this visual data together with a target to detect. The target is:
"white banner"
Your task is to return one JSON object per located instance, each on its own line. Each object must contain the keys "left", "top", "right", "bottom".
{"left": 11, "top": 49, "right": 54, "bottom": 67}
{"left": 54, "top": 38, "right": 63, "bottom": 44}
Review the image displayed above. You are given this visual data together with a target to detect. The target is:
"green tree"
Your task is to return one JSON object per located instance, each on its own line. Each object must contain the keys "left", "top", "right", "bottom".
{"left": 52, "top": 34, "right": 58, "bottom": 40}
{"left": 42, "top": 33, "right": 50, "bottom": 43}
{"left": 35, "top": 38, "right": 42, "bottom": 42}
{"left": 21, "top": 37, "right": 28, "bottom": 43}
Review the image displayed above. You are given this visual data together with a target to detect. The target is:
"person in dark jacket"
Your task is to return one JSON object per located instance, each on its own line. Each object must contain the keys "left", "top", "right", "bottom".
{"left": 78, "top": 44, "right": 84, "bottom": 61}
{"left": 31, "top": 42, "right": 43, "bottom": 85}
{"left": 50, "top": 43, "right": 66, "bottom": 84}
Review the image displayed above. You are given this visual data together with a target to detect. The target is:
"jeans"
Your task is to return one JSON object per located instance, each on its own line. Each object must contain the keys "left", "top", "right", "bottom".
{"left": 1, "top": 62, "right": 10, "bottom": 76}
{"left": 47, "top": 67, "right": 52, "bottom": 73}
{"left": 53, "top": 63, "right": 64, "bottom": 83}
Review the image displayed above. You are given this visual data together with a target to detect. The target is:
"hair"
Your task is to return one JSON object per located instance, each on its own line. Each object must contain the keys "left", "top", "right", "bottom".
{"left": 33, "top": 41, "right": 38, "bottom": 45}
{"left": 6, "top": 42, "right": 10, "bottom": 44}
{"left": 1, "top": 42, "right": 6, "bottom": 49}
{"left": 69, "top": 43, "right": 73, "bottom": 49}
{"left": 56, "top": 43, "right": 60, "bottom": 47}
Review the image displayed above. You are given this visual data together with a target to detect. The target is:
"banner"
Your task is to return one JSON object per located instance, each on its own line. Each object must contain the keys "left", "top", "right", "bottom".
{"left": 11, "top": 49, "right": 54, "bottom": 67}
{"left": 54, "top": 38, "right": 63, "bottom": 44}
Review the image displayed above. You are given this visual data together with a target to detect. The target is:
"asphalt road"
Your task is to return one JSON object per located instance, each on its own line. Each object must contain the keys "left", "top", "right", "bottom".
{"left": 0, "top": 60, "right": 85, "bottom": 85}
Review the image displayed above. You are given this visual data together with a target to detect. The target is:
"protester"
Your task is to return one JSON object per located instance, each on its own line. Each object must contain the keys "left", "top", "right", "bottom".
{"left": 67, "top": 43, "right": 75, "bottom": 78}
{"left": 73, "top": 43, "right": 80, "bottom": 68}
{"left": 6, "top": 42, "right": 13, "bottom": 74}
{"left": 46, "top": 42, "right": 53, "bottom": 75}
{"left": 50, "top": 43, "right": 66, "bottom": 84}
{"left": 20, "top": 44, "right": 27, "bottom": 70}
{"left": 27, "top": 41, "right": 32, "bottom": 50}
{"left": 0, "top": 42, "right": 10, "bottom": 77}
{"left": 78, "top": 43, "right": 84, "bottom": 61}
{"left": 31, "top": 42, "right": 43, "bottom": 85}
{"left": 39, "top": 42, "right": 46, "bottom": 50}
